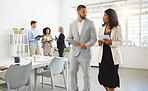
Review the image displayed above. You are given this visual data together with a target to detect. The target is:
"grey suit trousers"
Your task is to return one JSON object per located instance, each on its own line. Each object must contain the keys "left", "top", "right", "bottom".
{"left": 70, "top": 53, "right": 91, "bottom": 91}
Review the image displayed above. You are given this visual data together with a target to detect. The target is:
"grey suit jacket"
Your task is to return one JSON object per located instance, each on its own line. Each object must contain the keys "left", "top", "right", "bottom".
{"left": 68, "top": 18, "right": 97, "bottom": 59}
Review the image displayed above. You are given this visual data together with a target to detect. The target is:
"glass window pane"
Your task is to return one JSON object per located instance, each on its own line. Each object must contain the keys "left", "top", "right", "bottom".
{"left": 141, "top": 15, "right": 148, "bottom": 46}
{"left": 141, "top": 0, "right": 148, "bottom": 12}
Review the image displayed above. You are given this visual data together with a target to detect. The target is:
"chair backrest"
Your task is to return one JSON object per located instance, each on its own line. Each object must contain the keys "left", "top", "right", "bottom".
{"left": 49, "top": 57, "right": 65, "bottom": 75}
{"left": 4, "top": 62, "right": 32, "bottom": 89}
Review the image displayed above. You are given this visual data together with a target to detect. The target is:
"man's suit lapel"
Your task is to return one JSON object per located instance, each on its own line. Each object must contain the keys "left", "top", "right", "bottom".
{"left": 75, "top": 20, "right": 80, "bottom": 39}
{"left": 80, "top": 19, "right": 88, "bottom": 39}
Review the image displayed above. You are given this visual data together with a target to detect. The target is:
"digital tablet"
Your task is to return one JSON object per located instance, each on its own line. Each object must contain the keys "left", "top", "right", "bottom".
{"left": 66, "top": 39, "right": 79, "bottom": 46}
{"left": 98, "top": 35, "right": 110, "bottom": 41}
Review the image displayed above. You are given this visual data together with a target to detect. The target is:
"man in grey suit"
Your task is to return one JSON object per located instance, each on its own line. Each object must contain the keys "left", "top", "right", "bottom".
{"left": 67, "top": 5, "right": 97, "bottom": 91}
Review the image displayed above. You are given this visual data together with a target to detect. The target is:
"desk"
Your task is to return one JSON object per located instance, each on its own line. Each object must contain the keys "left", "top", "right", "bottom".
{"left": 0, "top": 56, "right": 68, "bottom": 91}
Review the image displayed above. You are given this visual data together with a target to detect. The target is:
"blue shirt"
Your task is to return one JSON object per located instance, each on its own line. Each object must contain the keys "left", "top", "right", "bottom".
{"left": 28, "top": 28, "right": 38, "bottom": 47}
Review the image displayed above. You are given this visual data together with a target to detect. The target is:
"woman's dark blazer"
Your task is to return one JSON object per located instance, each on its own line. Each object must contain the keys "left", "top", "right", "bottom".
{"left": 57, "top": 33, "right": 66, "bottom": 49}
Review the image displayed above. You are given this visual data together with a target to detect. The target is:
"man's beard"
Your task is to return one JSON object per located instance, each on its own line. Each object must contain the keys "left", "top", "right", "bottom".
{"left": 80, "top": 14, "right": 86, "bottom": 19}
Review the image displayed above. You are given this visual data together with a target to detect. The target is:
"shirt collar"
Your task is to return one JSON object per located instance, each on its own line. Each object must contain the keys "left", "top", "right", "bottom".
{"left": 31, "top": 28, "right": 35, "bottom": 31}
{"left": 77, "top": 19, "right": 85, "bottom": 24}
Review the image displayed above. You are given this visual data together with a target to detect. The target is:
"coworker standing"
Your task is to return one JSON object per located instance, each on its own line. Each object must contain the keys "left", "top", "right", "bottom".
{"left": 55, "top": 26, "right": 66, "bottom": 57}
{"left": 41, "top": 27, "right": 53, "bottom": 56}
{"left": 28, "top": 21, "right": 41, "bottom": 56}
{"left": 98, "top": 8, "right": 123, "bottom": 91}
{"left": 68, "top": 5, "right": 97, "bottom": 91}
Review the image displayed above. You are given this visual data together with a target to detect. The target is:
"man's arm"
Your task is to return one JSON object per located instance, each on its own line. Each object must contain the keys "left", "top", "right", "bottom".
{"left": 28, "top": 30, "right": 37, "bottom": 42}
{"left": 68, "top": 23, "right": 73, "bottom": 39}
{"left": 85, "top": 21, "right": 97, "bottom": 49}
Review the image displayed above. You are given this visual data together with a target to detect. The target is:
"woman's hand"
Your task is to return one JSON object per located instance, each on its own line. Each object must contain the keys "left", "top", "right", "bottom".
{"left": 35, "top": 37, "right": 40, "bottom": 40}
{"left": 55, "top": 35, "right": 57, "bottom": 38}
{"left": 103, "top": 38, "right": 112, "bottom": 45}
{"left": 54, "top": 39, "right": 57, "bottom": 42}
{"left": 67, "top": 37, "right": 72, "bottom": 39}
{"left": 98, "top": 40, "right": 103, "bottom": 45}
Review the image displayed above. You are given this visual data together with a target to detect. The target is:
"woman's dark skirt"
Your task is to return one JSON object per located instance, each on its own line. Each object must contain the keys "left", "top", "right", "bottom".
{"left": 98, "top": 43, "right": 120, "bottom": 88}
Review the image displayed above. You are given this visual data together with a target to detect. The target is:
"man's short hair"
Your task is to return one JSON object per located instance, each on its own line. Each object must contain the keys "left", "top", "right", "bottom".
{"left": 31, "top": 21, "right": 37, "bottom": 25}
{"left": 77, "top": 5, "right": 86, "bottom": 11}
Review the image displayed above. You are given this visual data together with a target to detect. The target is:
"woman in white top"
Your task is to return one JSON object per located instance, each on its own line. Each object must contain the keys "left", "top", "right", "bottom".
{"left": 41, "top": 27, "right": 53, "bottom": 56}
{"left": 98, "top": 8, "right": 123, "bottom": 91}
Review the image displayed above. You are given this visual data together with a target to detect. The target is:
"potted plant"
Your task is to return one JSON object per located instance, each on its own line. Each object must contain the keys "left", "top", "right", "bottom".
{"left": 53, "top": 47, "right": 71, "bottom": 57}
{"left": 20, "top": 28, "right": 24, "bottom": 30}
{"left": 19, "top": 28, "right": 25, "bottom": 34}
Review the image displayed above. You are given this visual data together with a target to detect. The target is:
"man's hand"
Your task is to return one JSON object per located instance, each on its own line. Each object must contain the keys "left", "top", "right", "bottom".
{"left": 103, "top": 38, "right": 112, "bottom": 45}
{"left": 76, "top": 43, "right": 87, "bottom": 49}
{"left": 67, "top": 37, "right": 72, "bottom": 39}
{"left": 98, "top": 40, "right": 103, "bottom": 45}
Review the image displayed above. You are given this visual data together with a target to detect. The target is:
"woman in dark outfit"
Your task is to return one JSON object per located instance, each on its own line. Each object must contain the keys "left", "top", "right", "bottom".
{"left": 98, "top": 9, "right": 123, "bottom": 91}
{"left": 55, "top": 26, "right": 66, "bottom": 57}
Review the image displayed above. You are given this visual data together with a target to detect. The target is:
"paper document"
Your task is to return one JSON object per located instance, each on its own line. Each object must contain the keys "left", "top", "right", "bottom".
{"left": 98, "top": 35, "right": 110, "bottom": 41}
{"left": 66, "top": 39, "right": 79, "bottom": 46}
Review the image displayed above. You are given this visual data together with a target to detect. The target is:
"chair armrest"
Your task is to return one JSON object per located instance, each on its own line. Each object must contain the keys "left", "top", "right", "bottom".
{"left": 0, "top": 77, "right": 5, "bottom": 81}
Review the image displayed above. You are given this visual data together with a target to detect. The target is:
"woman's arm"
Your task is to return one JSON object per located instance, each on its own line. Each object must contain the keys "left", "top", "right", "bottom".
{"left": 50, "top": 35, "right": 54, "bottom": 43}
{"left": 41, "top": 36, "right": 45, "bottom": 43}
{"left": 109, "top": 26, "right": 123, "bottom": 48}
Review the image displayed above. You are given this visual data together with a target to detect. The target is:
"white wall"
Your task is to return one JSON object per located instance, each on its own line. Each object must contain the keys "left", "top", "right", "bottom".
{"left": 120, "top": 46, "right": 148, "bottom": 69}
{"left": 0, "top": 0, "right": 62, "bottom": 61}
{"left": 60, "top": 0, "right": 71, "bottom": 37}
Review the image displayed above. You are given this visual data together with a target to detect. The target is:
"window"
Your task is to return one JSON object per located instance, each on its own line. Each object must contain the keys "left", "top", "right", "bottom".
{"left": 141, "top": 15, "right": 148, "bottom": 46}
{"left": 71, "top": 0, "right": 148, "bottom": 46}
{"left": 128, "top": 16, "right": 140, "bottom": 46}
